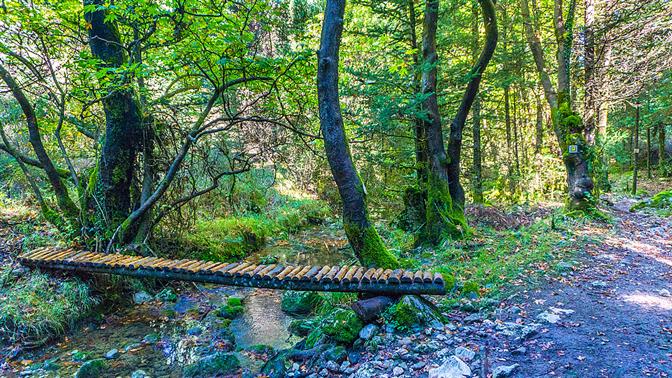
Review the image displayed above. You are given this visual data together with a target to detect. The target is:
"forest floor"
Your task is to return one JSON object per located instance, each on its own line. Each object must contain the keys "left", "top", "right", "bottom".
{"left": 0, "top": 195, "right": 670, "bottom": 377}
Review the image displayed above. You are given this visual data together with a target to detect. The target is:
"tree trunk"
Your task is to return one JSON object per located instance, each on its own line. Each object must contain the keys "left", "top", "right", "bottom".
{"left": 408, "top": 0, "right": 428, "bottom": 189}
{"left": 646, "top": 126, "right": 652, "bottom": 179}
{"left": 583, "top": 0, "right": 596, "bottom": 144}
{"left": 632, "top": 104, "right": 639, "bottom": 195}
{"left": 85, "top": 0, "right": 143, "bottom": 229}
{"left": 471, "top": 2, "right": 483, "bottom": 204}
{"left": 317, "top": 0, "right": 399, "bottom": 268}
{"left": 535, "top": 87, "right": 543, "bottom": 154}
{"left": 659, "top": 123, "right": 667, "bottom": 175}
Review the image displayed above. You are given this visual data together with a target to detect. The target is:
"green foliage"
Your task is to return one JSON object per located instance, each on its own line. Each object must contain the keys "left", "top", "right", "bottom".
{"left": 217, "top": 297, "right": 245, "bottom": 319}
{"left": 320, "top": 307, "right": 364, "bottom": 345}
{"left": 281, "top": 291, "right": 323, "bottom": 315}
{"left": 631, "top": 189, "right": 672, "bottom": 216}
{"left": 424, "top": 174, "right": 470, "bottom": 243}
{"left": 343, "top": 221, "right": 400, "bottom": 268}
{"left": 183, "top": 353, "right": 240, "bottom": 377}
{"left": 0, "top": 271, "right": 99, "bottom": 344}
{"left": 184, "top": 216, "right": 271, "bottom": 261}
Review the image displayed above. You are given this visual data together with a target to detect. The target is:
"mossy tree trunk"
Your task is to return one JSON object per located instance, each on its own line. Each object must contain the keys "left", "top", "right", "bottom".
{"left": 421, "top": 0, "right": 497, "bottom": 242}
{"left": 85, "top": 0, "right": 144, "bottom": 232}
{"left": 521, "top": 0, "right": 595, "bottom": 210}
{"left": 317, "top": 0, "right": 399, "bottom": 269}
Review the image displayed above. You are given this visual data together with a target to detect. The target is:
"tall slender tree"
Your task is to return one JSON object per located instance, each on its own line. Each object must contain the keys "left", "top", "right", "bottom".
{"left": 317, "top": 0, "right": 399, "bottom": 268}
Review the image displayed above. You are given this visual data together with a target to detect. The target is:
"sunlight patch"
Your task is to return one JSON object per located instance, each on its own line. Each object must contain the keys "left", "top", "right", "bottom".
{"left": 622, "top": 292, "right": 672, "bottom": 311}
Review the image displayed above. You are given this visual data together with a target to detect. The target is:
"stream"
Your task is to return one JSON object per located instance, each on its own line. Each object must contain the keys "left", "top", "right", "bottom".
{"left": 10, "top": 224, "right": 355, "bottom": 377}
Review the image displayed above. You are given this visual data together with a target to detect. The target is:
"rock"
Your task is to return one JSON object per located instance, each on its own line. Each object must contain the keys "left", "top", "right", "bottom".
{"left": 131, "top": 370, "right": 150, "bottom": 378}
{"left": 217, "top": 297, "right": 244, "bottom": 319}
{"left": 412, "top": 361, "right": 426, "bottom": 370}
{"left": 591, "top": 280, "right": 608, "bottom": 288}
{"left": 393, "top": 366, "right": 404, "bottom": 376}
{"left": 454, "top": 346, "right": 475, "bottom": 362}
{"left": 133, "top": 291, "right": 153, "bottom": 304}
{"left": 511, "top": 346, "right": 527, "bottom": 355}
{"left": 463, "top": 313, "right": 483, "bottom": 323}
{"left": 340, "top": 361, "right": 351, "bottom": 371}
{"left": 428, "top": 356, "right": 471, "bottom": 378}
{"left": 492, "top": 363, "right": 519, "bottom": 378}
{"left": 104, "top": 348, "right": 119, "bottom": 359}
{"left": 549, "top": 307, "right": 574, "bottom": 315}
{"left": 326, "top": 360, "right": 340, "bottom": 371}
{"left": 281, "top": 291, "right": 322, "bottom": 315}
{"left": 322, "top": 308, "right": 364, "bottom": 345}
{"left": 319, "top": 368, "right": 329, "bottom": 377}
{"left": 392, "top": 295, "right": 444, "bottom": 330}
{"left": 124, "top": 342, "right": 142, "bottom": 352}
{"left": 359, "top": 324, "right": 380, "bottom": 340}
{"left": 261, "top": 350, "right": 290, "bottom": 378}
{"left": 289, "top": 319, "right": 315, "bottom": 337}
{"left": 155, "top": 288, "right": 177, "bottom": 302}
{"left": 183, "top": 353, "right": 240, "bottom": 377}
{"left": 70, "top": 350, "right": 89, "bottom": 362}
{"left": 399, "top": 337, "right": 412, "bottom": 346}
{"left": 143, "top": 333, "right": 160, "bottom": 344}
{"left": 323, "top": 345, "right": 347, "bottom": 362}
{"left": 348, "top": 351, "right": 362, "bottom": 364}
{"left": 659, "top": 289, "right": 671, "bottom": 297}
{"left": 497, "top": 322, "right": 540, "bottom": 340}
{"left": 536, "top": 311, "right": 561, "bottom": 324}
{"left": 74, "top": 359, "right": 107, "bottom": 378}
{"left": 186, "top": 326, "right": 203, "bottom": 336}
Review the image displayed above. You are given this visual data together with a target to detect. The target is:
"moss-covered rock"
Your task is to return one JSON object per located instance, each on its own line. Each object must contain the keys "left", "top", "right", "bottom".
{"left": 281, "top": 291, "right": 322, "bottom": 315}
{"left": 322, "top": 308, "right": 364, "bottom": 345}
{"left": 387, "top": 295, "right": 444, "bottom": 331}
{"left": 288, "top": 319, "right": 315, "bottom": 337}
{"left": 217, "top": 297, "right": 244, "bottom": 319}
{"left": 183, "top": 353, "right": 240, "bottom": 377}
{"left": 74, "top": 359, "right": 107, "bottom": 378}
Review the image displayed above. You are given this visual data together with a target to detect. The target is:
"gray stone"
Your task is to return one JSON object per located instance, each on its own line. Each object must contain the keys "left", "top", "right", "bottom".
{"left": 659, "top": 289, "right": 671, "bottom": 297}
{"left": 497, "top": 322, "right": 540, "bottom": 340}
{"left": 326, "top": 360, "right": 340, "bottom": 371}
{"left": 463, "top": 313, "right": 483, "bottom": 323}
{"left": 133, "top": 291, "right": 153, "bottom": 304}
{"left": 591, "top": 280, "right": 608, "bottom": 288}
{"left": 393, "top": 366, "right": 404, "bottom": 376}
{"left": 131, "top": 370, "right": 150, "bottom": 378}
{"left": 492, "top": 364, "right": 519, "bottom": 378}
{"left": 454, "top": 346, "right": 475, "bottom": 362}
{"left": 511, "top": 346, "right": 527, "bottom": 355}
{"left": 428, "top": 356, "right": 471, "bottom": 378}
{"left": 186, "top": 326, "right": 202, "bottom": 336}
{"left": 74, "top": 359, "right": 107, "bottom": 378}
{"left": 412, "top": 361, "right": 426, "bottom": 370}
{"left": 536, "top": 311, "right": 561, "bottom": 324}
{"left": 359, "top": 324, "right": 380, "bottom": 340}
{"left": 104, "top": 349, "right": 119, "bottom": 359}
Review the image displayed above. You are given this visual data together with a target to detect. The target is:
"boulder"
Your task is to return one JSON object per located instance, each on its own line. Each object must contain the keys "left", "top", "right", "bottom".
{"left": 492, "top": 363, "right": 520, "bottom": 378}
{"left": 428, "top": 356, "right": 471, "bottom": 378}
{"left": 74, "top": 359, "right": 107, "bottom": 378}
{"left": 183, "top": 353, "right": 240, "bottom": 377}
{"left": 359, "top": 324, "right": 380, "bottom": 340}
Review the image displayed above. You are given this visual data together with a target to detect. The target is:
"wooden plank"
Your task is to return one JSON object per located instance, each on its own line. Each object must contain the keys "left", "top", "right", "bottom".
{"left": 302, "top": 266, "right": 321, "bottom": 281}
{"left": 401, "top": 271, "right": 414, "bottom": 284}
{"left": 423, "top": 271, "right": 433, "bottom": 283}
{"left": 245, "top": 264, "right": 268, "bottom": 278}
{"left": 275, "top": 266, "right": 296, "bottom": 280}
{"left": 254, "top": 264, "right": 276, "bottom": 279}
{"left": 45, "top": 249, "right": 73, "bottom": 261}
{"left": 236, "top": 264, "right": 258, "bottom": 277}
{"left": 22, "top": 247, "right": 47, "bottom": 259}
{"left": 312, "top": 266, "right": 331, "bottom": 282}
{"left": 378, "top": 269, "right": 393, "bottom": 284}
{"left": 351, "top": 267, "right": 365, "bottom": 284}
{"left": 285, "top": 266, "right": 305, "bottom": 280}
{"left": 341, "top": 266, "right": 359, "bottom": 284}
{"left": 388, "top": 269, "right": 403, "bottom": 284}
{"left": 433, "top": 273, "right": 444, "bottom": 285}
{"left": 413, "top": 271, "right": 424, "bottom": 283}
{"left": 217, "top": 263, "right": 240, "bottom": 276}
{"left": 333, "top": 266, "right": 350, "bottom": 283}
{"left": 263, "top": 265, "right": 285, "bottom": 280}
{"left": 292, "top": 266, "right": 312, "bottom": 281}
{"left": 228, "top": 262, "right": 253, "bottom": 276}
{"left": 361, "top": 268, "right": 376, "bottom": 284}
{"left": 26, "top": 248, "right": 54, "bottom": 260}
{"left": 322, "top": 266, "right": 340, "bottom": 283}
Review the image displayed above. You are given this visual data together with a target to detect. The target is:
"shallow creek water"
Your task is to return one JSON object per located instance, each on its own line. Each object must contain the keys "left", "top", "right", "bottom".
{"left": 8, "top": 224, "right": 355, "bottom": 377}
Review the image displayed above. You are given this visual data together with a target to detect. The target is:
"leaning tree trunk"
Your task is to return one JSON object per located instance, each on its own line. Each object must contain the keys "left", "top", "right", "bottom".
{"left": 659, "top": 123, "right": 667, "bottom": 175}
{"left": 85, "top": 0, "right": 143, "bottom": 230}
{"left": 471, "top": 1, "right": 484, "bottom": 204}
{"left": 317, "top": 0, "right": 399, "bottom": 268}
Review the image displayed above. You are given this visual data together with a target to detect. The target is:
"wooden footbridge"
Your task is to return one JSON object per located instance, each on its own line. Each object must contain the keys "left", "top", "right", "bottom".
{"left": 18, "top": 247, "right": 446, "bottom": 295}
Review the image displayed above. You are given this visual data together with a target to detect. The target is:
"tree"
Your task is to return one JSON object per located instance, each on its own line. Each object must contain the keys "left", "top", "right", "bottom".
{"left": 421, "top": 0, "right": 497, "bottom": 242}
{"left": 520, "top": 0, "right": 595, "bottom": 210}
{"left": 317, "top": 0, "right": 399, "bottom": 268}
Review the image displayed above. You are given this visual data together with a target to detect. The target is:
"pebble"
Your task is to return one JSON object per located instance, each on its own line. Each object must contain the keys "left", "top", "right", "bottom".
{"left": 104, "top": 349, "right": 119, "bottom": 359}
{"left": 659, "top": 289, "right": 671, "bottom": 297}
{"left": 511, "top": 346, "right": 527, "bottom": 355}
{"left": 393, "top": 366, "right": 404, "bottom": 376}
{"left": 359, "top": 324, "right": 379, "bottom": 340}
{"left": 131, "top": 370, "right": 150, "bottom": 378}
{"left": 428, "top": 356, "right": 471, "bottom": 378}
{"left": 454, "top": 346, "right": 475, "bottom": 361}
{"left": 492, "top": 363, "right": 519, "bottom": 378}
{"left": 326, "top": 360, "right": 340, "bottom": 371}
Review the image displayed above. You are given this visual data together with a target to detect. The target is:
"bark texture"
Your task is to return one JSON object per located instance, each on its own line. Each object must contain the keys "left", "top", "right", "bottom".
{"left": 317, "top": 0, "right": 399, "bottom": 268}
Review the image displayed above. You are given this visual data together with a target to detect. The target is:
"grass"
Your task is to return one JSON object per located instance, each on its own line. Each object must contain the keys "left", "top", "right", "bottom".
{"left": 0, "top": 270, "right": 99, "bottom": 345}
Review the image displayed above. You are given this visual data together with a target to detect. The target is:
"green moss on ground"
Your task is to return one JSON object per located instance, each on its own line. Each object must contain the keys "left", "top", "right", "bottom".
{"left": 424, "top": 174, "right": 470, "bottom": 243}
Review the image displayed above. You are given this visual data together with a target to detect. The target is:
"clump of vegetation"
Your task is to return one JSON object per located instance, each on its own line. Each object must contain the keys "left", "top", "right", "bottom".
{"left": 183, "top": 353, "right": 240, "bottom": 377}
{"left": 281, "top": 291, "right": 323, "bottom": 315}
{"left": 216, "top": 297, "right": 244, "bottom": 319}
{"left": 318, "top": 307, "right": 363, "bottom": 345}
{"left": 631, "top": 189, "right": 672, "bottom": 215}
{"left": 0, "top": 271, "right": 99, "bottom": 345}
{"left": 184, "top": 217, "right": 271, "bottom": 261}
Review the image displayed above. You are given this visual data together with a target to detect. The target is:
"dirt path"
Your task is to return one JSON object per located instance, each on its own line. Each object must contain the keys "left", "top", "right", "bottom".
{"left": 493, "top": 198, "right": 672, "bottom": 377}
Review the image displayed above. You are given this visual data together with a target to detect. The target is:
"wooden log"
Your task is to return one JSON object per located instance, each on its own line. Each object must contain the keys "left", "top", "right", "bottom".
{"left": 333, "top": 266, "right": 350, "bottom": 283}
{"left": 254, "top": 264, "right": 276, "bottom": 279}
{"left": 401, "top": 271, "right": 414, "bottom": 284}
{"left": 135, "top": 257, "right": 158, "bottom": 269}
{"left": 413, "top": 271, "right": 424, "bottom": 283}
{"left": 423, "top": 271, "right": 433, "bottom": 283}
{"left": 351, "top": 296, "right": 396, "bottom": 322}
{"left": 275, "top": 266, "right": 296, "bottom": 280}
{"left": 236, "top": 264, "right": 258, "bottom": 277}
{"left": 361, "top": 268, "right": 376, "bottom": 284}
{"left": 433, "top": 273, "right": 444, "bottom": 285}
{"left": 292, "top": 266, "right": 312, "bottom": 281}
{"left": 263, "top": 265, "right": 285, "bottom": 280}
{"left": 351, "top": 267, "right": 365, "bottom": 284}
{"left": 302, "top": 266, "right": 321, "bottom": 281}
{"left": 342, "top": 266, "right": 359, "bottom": 284}
{"left": 246, "top": 264, "right": 267, "bottom": 278}
{"left": 322, "top": 266, "right": 340, "bottom": 283}
{"left": 46, "top": 249, "right": 73, "bottom": 261}
{"left": 24, "top": 247, "right": 48, "bottom": 259}
{"left": 208, "top": 262, "right": 231, "bottom": 273}
{"left": 285, "top": 266, "right": 305, "bottom": 280}
{"left": 27, "top": 248, "right": 53, "bottom": 260}
{"left": 312, "top": 266, "right": 331, "bottom": 282}
{"left": 371, "top": 268, "right": 385, "bottom": 282}
{"left": 228, "top": 262, "right": 253, "bottom": 276}
{"left": 377, "top": 269, "right": 393, "bottom": 284}
{"left": 218, "top": 263, "right": 240, "bottom": 276}
{"left": 388, "top": 269, "right": 403, "bottom": 284}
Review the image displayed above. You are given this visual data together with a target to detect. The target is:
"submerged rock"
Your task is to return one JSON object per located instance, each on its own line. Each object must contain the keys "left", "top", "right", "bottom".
{"left": 183, "top": 353, "right": 240, "bottom": 377}
{"left": 74, "top": 359, "right": 107, "bottom": 378}
{"left": 104, "top": 348, "right": 119, "bottom": 359}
